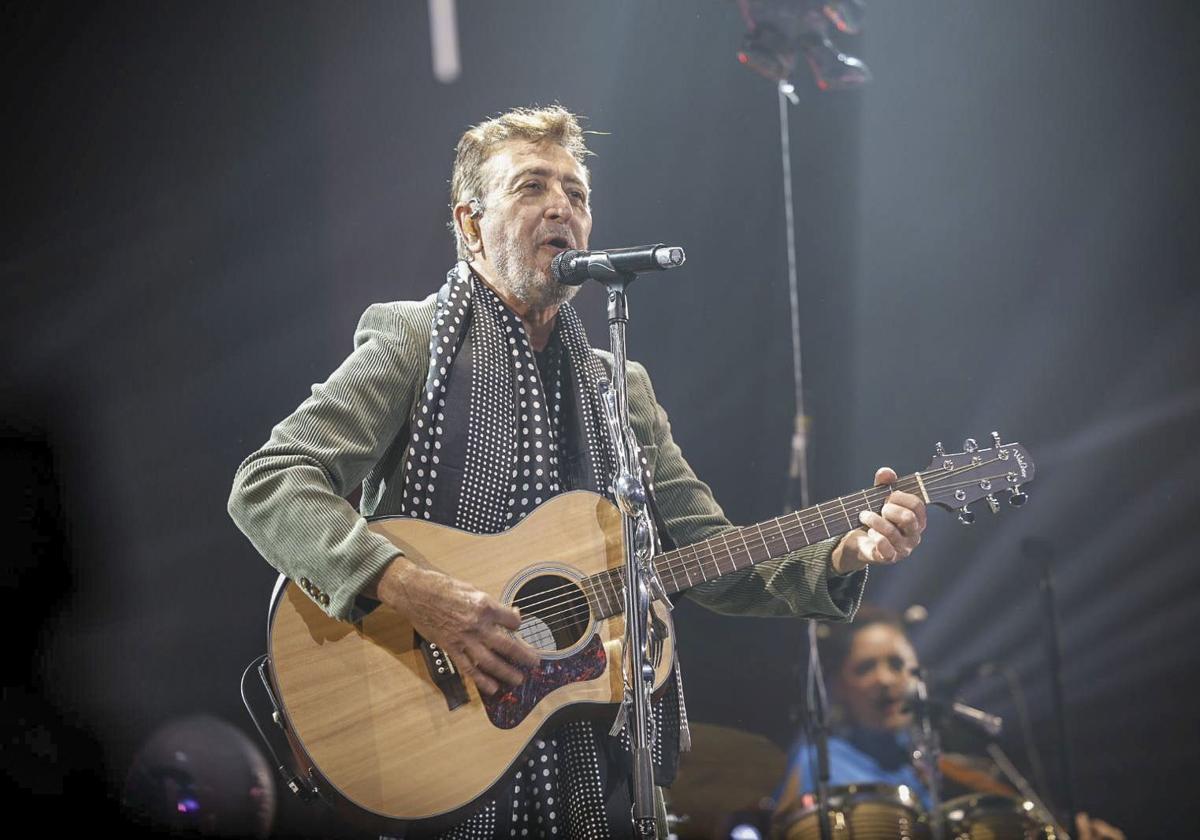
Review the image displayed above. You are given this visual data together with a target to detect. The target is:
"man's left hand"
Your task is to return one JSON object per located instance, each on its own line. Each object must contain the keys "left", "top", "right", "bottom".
{"left": 831, "top": 467, "right": 927, "bottom": 575}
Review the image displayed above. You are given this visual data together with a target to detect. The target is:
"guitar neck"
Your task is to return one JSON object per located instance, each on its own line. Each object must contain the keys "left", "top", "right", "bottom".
{"left": 584, "top": 472, "right": 927, "bottom": 618}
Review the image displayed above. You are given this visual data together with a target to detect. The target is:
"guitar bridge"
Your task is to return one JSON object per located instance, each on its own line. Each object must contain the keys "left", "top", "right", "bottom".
{"left": 416, "top": 633, "right": 469, "bottom": 711}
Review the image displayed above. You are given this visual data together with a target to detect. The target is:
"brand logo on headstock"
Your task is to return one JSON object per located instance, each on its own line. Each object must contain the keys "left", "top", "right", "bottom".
{"left": 1012, "top": 448, "right": 1029, "bottom": 479}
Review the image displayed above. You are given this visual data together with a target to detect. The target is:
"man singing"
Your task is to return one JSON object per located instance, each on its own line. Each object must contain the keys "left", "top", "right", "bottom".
{"left": 228, "top": 105, "right": 926, "bottom": 838}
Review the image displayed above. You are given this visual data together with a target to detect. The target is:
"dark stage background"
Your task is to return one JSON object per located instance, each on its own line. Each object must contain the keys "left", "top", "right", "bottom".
{"left": 4, "top": 1, "right": 1198, "bottom": 836}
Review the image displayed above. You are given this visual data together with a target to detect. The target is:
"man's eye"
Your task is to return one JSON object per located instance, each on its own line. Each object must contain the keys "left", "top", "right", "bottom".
{"left": 521, "top": 181, "right": 543, "bottom": 192}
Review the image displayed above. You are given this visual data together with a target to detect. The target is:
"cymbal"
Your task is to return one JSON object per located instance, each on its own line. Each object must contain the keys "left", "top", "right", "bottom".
{"left": 669, "top": 723, "right": 786, "bottom": 839}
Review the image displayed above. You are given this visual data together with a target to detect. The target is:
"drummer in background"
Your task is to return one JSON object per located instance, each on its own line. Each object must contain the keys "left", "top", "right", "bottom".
{"left": 772, "top": 606, "right": 1125, "bottom": 840}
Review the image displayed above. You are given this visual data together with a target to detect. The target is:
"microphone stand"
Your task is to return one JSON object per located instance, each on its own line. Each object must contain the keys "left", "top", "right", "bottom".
{"left": 1023, "top": 537, "right": 1077, "bottom": 826}
{"left": 777, "top": 79, "right": 835, "bottom": 840}
{"left": 594, "top": 269, "right": 669, "bottom": 838}
{"left": 908, "top": 670, "right": 945, "bottom": 840}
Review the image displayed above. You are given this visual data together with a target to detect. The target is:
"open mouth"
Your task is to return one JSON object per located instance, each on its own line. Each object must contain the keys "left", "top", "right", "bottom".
{"left": 541, "top": 236, "right": 571, "bottom": 253}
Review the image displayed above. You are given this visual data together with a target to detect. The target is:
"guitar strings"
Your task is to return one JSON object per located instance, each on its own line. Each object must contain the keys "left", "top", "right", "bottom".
{"left": 642, "top": 461, "right": 1012, "bottom": 596}
{"left": 508, "top": 475, "right": 922, "bottom": 616}
{"left": 511, "top": 463, "right": 1018, "bottom": 640}
{"left": 507, "top": 456, "right": 1015, "bottom": 625}
{"left": 509, "top": 464, "right": 1009, "bottom": 629}
{"left": 507, "top": 459, "right": 1011, "bottom": 621}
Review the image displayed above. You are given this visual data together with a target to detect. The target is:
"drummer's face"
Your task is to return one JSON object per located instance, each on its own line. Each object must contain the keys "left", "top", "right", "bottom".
{"left": 836, "top": 624, "right": 919, "bottom": 732}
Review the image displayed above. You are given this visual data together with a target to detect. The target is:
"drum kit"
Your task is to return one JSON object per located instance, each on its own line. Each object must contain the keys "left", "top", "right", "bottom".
{"left": 773, "top": 786, "right": 1060, "bottom": 840}
{"left": 669, "top": 725, "right": 1065, "bottom": 840}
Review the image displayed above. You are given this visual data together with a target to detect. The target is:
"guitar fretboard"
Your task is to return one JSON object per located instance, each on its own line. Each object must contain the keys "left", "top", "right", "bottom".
{"left": 581, "top": 473, "right": 925, "bottom": 619}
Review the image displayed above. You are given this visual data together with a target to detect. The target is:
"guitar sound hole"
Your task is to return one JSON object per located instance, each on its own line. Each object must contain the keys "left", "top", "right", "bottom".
{"left": 512, "top": 574, "right": 591, "bottom": 653}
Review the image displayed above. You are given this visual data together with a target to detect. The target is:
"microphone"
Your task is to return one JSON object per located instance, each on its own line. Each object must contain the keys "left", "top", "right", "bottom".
{"left": 904, "top": 682, "right": 1004, "bottom": 737}
{"left": 551, "top": 244, "right": 686, "bottom": 286}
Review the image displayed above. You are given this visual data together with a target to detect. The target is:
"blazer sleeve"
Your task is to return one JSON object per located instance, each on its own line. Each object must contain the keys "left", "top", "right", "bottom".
{"left": 227, "top": 301, "right": 429, "bottom": 621}
{"left": 625, "top": 360, "right": 865, "bottom": 621}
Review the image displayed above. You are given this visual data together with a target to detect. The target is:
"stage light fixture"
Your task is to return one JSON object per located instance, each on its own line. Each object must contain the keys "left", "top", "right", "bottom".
{"left": 735, "top": 0, "right": 871, "bottom": 91}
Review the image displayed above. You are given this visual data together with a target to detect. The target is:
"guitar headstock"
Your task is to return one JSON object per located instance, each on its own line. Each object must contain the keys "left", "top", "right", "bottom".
{"left": 921, "top": 432, "right": 1034, "bottom": 525}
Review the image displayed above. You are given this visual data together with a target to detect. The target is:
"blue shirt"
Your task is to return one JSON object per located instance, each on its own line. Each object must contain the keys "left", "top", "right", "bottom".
{"left": 778, "top": 728, "right": 932, "bottom": 810}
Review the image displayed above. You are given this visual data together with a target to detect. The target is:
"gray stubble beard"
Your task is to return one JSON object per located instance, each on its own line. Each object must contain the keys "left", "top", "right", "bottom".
{"left": 490, "top": 235, "right": 579, "bottom": 312}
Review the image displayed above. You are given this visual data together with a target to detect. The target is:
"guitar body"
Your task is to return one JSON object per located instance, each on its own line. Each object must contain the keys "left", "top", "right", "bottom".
{"left": 267, "top": 490, "right": 675, "bottom": 827}
{"left": 263, "top": 436, "right": 1035, "bottom": 831}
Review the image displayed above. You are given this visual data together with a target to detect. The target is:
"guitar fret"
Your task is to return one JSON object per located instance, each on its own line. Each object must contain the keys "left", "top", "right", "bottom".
{"left": 681, "top": 547, "right": 700, "bottom": 588}
{"left": 776, "top": 516, "right": 793, "bottom": 553}
{"left": 590, "top": 575, "right": 605, "bottom": 618}
{"left": 733, "top": 528, "right": 752, "bottom": 571}
{"left": 784, "top": 511, "right": 815, "bottom": 549}
{"left": 605, "top": 570, "right": 621, "bottom": 617}
{"left": 681, "top": 548, "right": 696, "bottom": 587}
{"left": 835, "top": 495, "right": 855, "bottom": 531}
{"left": 713, "top": 533, "right": 733, "bottom": 580}
{"left": 663, "top": 555, "right": 680, "bottom": 592}
{"left": 702, "top": 535, "right": 720, "bottom": 582}
{"left": 728, "top": 529, "right": 748, "bottom": 572}
{"left": 582, "top": 579, "right": 601, "bottom": 617}
{"left": 815, "top": 502, "right": 832, "bottom": 538}
{"left": 754, "top": 522, "right": 772, "bottom": 561}
{"left": 806, "top": 513, "right": 827, "bottom": 545}
{"left": 721, "top": 531, "right": 737, "bottom": 575}
{"left": 594, "top": 574, "right": 607, "bottom": 617}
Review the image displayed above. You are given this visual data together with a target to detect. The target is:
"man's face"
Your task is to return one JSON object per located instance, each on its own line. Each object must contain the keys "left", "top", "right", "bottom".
{"left": 473, "top": 140, "right": 592, "bottom": 310}
{"left": 834, "top": 624, "right": 919, "bottom": 732}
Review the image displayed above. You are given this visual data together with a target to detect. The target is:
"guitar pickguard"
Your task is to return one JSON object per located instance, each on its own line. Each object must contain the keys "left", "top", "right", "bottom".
{"left": 481, "top": 633, "right": 607, "bottom": 730}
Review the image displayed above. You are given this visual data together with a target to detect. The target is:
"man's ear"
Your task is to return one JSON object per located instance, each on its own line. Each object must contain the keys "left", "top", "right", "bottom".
{"left": 453, "top": 202, "right": 484, "bottom": 257}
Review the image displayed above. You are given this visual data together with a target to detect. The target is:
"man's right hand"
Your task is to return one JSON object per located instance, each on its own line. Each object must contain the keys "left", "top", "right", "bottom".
{"left": 369, "top": 555, "right": 542, "bottom": 696}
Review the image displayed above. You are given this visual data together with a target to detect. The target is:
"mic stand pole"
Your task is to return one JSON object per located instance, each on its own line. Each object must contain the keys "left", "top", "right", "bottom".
{"left": 909, "top": 670, "right": 945, "bottom": 840}
{"left": 777, "top": 79, "right": 834, "bottom": 840}
{"left": 597, "top": 271, "right": 669, "bottom": 839}
{"left": 1023, "top": 537, "right": 1077, "bottom": 826}
{"left": 804, "top": 622, "right": 835, "bottom": 840}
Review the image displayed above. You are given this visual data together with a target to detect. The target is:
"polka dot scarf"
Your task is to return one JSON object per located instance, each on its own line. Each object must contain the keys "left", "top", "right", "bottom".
{"left": 399, "top": 264, "right": 615, "bottom": 533}
{"left": 402, "top": 265, "right": 634, "bottom": 839}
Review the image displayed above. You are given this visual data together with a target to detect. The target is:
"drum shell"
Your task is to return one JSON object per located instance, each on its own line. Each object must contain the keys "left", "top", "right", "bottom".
{"left": 939, "top": 794, "right": 1060, "bottom": 840}
{"left": 773, "top": 783, "right": 930, "bottom": 840}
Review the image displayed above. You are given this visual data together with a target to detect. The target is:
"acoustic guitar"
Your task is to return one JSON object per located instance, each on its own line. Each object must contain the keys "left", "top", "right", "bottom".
{"left": 263, "top": 436, "right": 1033, "bottom": 830}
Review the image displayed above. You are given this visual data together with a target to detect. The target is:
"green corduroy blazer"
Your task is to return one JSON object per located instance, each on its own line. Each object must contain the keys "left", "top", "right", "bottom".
{"left": 228, "top": 292, "right": 865, "bottom": 624}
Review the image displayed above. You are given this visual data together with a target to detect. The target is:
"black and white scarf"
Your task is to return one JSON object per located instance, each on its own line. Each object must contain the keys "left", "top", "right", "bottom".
{"left": 401, "top": 265, "right": 680, "bottom": 840}
{"left": 398, "top": 264, "right": 615, "bottom": 533}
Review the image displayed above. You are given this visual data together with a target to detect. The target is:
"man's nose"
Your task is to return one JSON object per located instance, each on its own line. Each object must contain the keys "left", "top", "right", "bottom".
{"left": 543, "top": 183, "right": 573, "bottom": 222}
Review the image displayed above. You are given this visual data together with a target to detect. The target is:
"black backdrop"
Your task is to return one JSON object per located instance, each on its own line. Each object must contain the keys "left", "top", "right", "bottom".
{"left": 4, "top": 2, "right": 1198, "bottom": 836}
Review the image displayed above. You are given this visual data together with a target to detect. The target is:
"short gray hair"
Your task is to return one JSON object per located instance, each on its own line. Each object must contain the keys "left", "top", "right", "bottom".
{"left": 449, "top": 105, "right": 593, "bottom": 260}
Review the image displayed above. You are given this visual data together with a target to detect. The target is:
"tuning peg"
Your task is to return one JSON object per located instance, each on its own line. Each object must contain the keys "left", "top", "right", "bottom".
{"left": 986, "top": 494, "right": 1000, "bottom": 514}
{"left": 991, "top": 431, "right": 1003, "bottom": 448}
{"left": 958, "top": 506, "right": 975, "bottom": 525}
{"left": 935, "top": 441, "right": 946, "bottom": 456}
{"left": 963, "top": 438, "right": 978, "bottom": 453}
{"left": 1009, "top": 486, "right": 1027, "bottom": 507}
